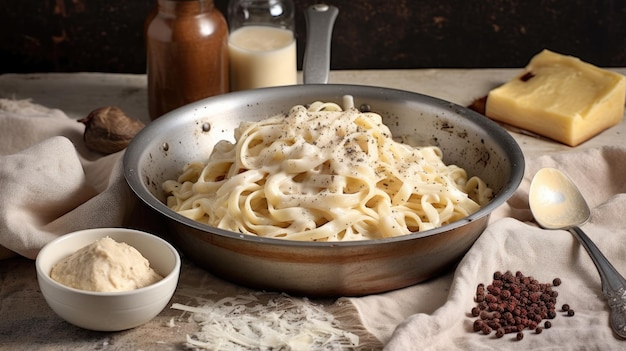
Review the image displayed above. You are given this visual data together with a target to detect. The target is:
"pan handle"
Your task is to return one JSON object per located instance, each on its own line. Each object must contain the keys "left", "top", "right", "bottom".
{"left": 303, "top": 4, "right": 339, "bottom": 85}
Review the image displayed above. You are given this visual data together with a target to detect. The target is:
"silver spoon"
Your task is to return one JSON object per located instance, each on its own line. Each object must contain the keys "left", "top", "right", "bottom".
{"left": 529, "top": 167, "right": 626, "bottom": 339}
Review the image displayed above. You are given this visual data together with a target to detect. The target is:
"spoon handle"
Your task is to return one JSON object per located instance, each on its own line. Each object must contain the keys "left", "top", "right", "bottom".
{"left": 569, "top": 226, "right": 626, "bottom": 338}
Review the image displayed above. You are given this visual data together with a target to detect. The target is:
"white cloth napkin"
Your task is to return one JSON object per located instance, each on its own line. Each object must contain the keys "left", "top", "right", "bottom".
{"left": 350, "top": 146, "right": 626, "bottom": 350}
{"left": 0, "top": 99, "right": 135, "bottom": 259}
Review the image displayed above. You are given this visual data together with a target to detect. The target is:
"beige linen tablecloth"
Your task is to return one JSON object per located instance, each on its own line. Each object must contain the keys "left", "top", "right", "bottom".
{"left": 0, "top": 99, "right": 135, "bottom": 260}
{"left": 2, "top": 75, "right": 626, "bottom": 349}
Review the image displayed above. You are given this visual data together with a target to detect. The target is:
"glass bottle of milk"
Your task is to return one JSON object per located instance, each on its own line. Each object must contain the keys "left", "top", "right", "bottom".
{"left": 227, "top": 0, "right": 297, "bottom": 91}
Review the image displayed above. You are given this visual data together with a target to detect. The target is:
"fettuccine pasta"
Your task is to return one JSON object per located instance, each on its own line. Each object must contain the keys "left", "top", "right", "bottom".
{"left": 163, "top": 96, "right": 493, "bottom": 241}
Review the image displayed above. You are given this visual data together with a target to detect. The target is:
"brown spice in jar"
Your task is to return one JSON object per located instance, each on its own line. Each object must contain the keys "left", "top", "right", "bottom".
{"left": 145, "top": 0, "right": 229, "bottom": 120}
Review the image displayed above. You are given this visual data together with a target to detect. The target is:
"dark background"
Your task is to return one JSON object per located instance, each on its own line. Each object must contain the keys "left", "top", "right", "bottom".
{"left": 2, "top": 0, "right": 625, "bottom": 74}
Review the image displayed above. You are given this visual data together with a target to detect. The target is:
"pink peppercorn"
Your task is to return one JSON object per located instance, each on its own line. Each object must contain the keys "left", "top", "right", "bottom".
{"left": 470, "top": 271, "right": 572, "bottom": 340}
{"left": 496, "top": 328, "right": 505, "bottom": 338}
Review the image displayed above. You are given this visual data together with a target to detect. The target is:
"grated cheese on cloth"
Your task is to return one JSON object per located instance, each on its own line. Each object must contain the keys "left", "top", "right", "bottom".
{"left": 171, "top": 292, "right": 360, "bottom": 350}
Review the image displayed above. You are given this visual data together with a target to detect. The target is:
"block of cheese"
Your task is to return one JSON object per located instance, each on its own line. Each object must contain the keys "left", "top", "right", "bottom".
{"left": 485, "top": 49, "right": 626, "bottom": 146}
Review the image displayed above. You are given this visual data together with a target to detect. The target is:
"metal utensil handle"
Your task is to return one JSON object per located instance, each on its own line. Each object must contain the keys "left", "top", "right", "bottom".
{"left": 570, "top": 226, "right": 626, "bottom": 338}
{"left": 570, "top": 226, "right": 626, "bottom": 295}
{"left": 303, "top": 4, "right": 339, "bottom": 85}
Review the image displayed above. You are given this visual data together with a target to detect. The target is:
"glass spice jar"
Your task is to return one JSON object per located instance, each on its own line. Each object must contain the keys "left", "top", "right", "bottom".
{"left": 145, "top": 0, "right": 229, "bottom": 120}
{"left": 227, "top": 0, "right": 297, "bottom": 91}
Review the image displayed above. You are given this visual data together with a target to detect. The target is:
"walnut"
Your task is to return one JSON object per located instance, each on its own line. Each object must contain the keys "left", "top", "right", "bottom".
{"left": 78, "top": 106, "right": 145, "bottom": 154}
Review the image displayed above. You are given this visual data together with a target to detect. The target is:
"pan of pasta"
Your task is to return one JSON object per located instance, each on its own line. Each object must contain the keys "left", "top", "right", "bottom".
{"left": 123, "top": 5, "right": 524, "bottom": 296}
{"left": 123, "top": 88, "right": 524, "bottom": 296}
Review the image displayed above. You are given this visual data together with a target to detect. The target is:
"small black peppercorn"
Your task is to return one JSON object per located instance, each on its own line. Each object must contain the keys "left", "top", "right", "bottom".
{"left": 516, "top": 332, "right": 524, "bottom": 340}
{"left": 536, "top": 327, "right": 543, "bottom": 334}
{"left": 567, "top": 309, "right": 575, "bottom": 317}
{"left": 552, "top": 278, "right": 562, "bottom": 286}
{"left": 562, "top": 304, "right": 570, "bottom": 312}
{"left": 544, "top": 321, "right": 552, "bottom": 329}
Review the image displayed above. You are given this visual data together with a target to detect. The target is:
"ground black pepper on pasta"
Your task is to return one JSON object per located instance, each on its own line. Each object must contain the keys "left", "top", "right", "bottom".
{"left": 471, "top": 270, "right": 574, "bottom": 340}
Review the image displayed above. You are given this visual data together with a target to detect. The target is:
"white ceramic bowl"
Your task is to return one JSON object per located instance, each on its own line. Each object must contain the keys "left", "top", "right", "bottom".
{"left": 35, "top": 228, "right": 181, "bottom": 331}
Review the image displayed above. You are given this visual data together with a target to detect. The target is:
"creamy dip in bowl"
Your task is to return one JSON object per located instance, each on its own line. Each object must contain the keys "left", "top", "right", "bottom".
{"left": 36, "top": 228, "right": 180, "bottom": 331}
{"left": 50, "top": 236, "right": 163, "bottom": 292}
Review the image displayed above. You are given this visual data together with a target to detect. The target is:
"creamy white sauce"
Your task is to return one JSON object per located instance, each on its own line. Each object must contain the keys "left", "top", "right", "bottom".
{"left": 50, "top": 236, "right": 163, "bottom": 292}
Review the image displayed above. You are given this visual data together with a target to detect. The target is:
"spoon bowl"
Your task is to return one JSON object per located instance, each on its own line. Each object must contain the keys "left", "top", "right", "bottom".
{"left": 529, "top": 167, "right": 626, "bottom": 339}
{"left": 529, "top": 167, "right": 590, "bottom": 229}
